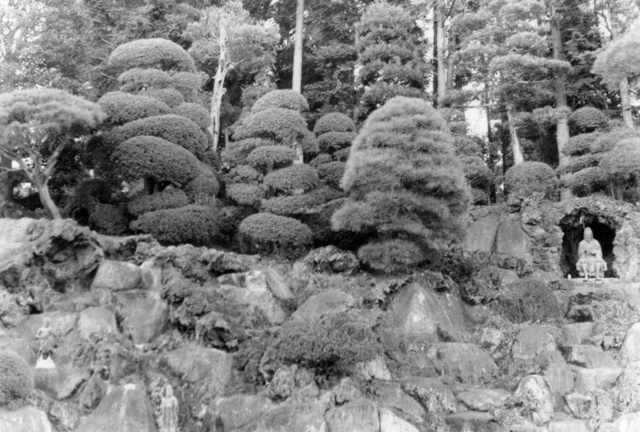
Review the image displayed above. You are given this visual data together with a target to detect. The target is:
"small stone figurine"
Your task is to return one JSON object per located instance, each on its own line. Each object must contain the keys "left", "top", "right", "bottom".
{"left": 159, "top": 384, "right": 178, "bottom": 432}
{"left": 576, "top": 227, "right": 607, "bottom": 283}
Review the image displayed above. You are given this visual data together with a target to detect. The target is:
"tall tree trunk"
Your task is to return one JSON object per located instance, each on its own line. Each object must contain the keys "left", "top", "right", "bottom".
{"left": 446, "top": 33, "right": 456, "bottom": 92}
{"left": 209, "top": 19, "right": 231, "bottom": 151}
{"left": 432, "top": 11, "right": 438, "bottom": 104}
{"left": 292, "top": 0, "right": 304, "bottom": 93}
{"left": 34, "top": 176, "right": 61, "bottom": 219}
{"left": 436, "top": 3, "right": 446, "bottom": 106}
{"left": 620, "top": 76, "right": 634, "bottom": 128}
{"left": 507, "top": 104, "right": 524, "bottom": 165}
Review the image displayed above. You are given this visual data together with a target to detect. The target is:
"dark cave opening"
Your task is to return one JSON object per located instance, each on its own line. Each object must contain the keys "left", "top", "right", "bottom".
{"left": 560, "top": 210, "right": 617, "bottom": 278}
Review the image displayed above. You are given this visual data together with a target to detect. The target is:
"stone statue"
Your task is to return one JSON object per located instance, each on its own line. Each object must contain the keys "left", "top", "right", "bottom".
{"left": 35, "top": 318, "right": 55, "bottom": 360}
{"left": 577, "top": 227, "right": 607, "bottom": 283}
{"left": 159, "top": 384, "right": 178, "bottom": 432}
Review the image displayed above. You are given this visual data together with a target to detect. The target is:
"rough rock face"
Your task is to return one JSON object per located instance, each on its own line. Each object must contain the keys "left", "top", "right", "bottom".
{"left": 291, "top": 290, "right": 355, "bottom": 321}
{"left": 0, "top": 406, "right": 52, "bottom": 432}
{"left": 164, "top": 346, "right": 232, "bottom": 392}
{"left": 427, "top": 343, "right": 498, "bottom": 384}
{"left": 326, "top": 399, "right": 379, "bottom": 432}
{"left": 514, "top": 375, "right": 554, "bottom": 426}
{"left": 464, "top": 214, "right": 533, "bottom": 263}
{"left": 90, "top": 260, "right": 142, "bottom": 291}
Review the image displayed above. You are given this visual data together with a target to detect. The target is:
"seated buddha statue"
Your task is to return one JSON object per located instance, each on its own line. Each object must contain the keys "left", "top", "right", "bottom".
{"left": 576, "top": 227, "right": 607, "bottom": 283}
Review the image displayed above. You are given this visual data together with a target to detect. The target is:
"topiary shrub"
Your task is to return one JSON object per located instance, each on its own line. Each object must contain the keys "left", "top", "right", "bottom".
{"left": 266, "top": 312, "right": 382, "bottom": 379}
{"left": 493, "top": 280, "right": 563, "bottom": 324}
{"left": 317, "top": 161, "right": 346, "bottom": 189}
{"left": 264, "top": 164, "right": 320, "bottom": 195}
{"left": 317, "top": 131, "right": 356, "bottom": 154}
{"left": 111, "top": 136, "right": 200, "bottom": 187}
{"left": 310, "top": 153, "right": 333, "bottom": 168}
{"left": 313, "top": 113, "right": 357, "bottom": 135}
{"left": 461, "top": 156, "right": 493, "bottom": 190}
{"left": 171, "top": 72, "right": 204, "bottom": 101}
{"left": 454, "top": 136, "right": 483, "bottom": 157}
{"left": 173, "top": 103, "right": 210, "bottom": 130}
{"left": 88, "top": 203, "right": 131, "bottom": 235}
{"left": 222, "top": 138, "right": 278, "bottom": 167}
{"left": 128, "top": 188, "right": 190, "bottom": 216}
{"left": 504, "top": 161, "right": 558, "bottom": 200}
{"left": 563, "top": 132, "right": 602, "bottom": 157}
{"left": 333, "top": 147, "right": 351, "bottom": 162}
{"left": 569, "top": 107, "right": 609, "bottom": 134}
{"left": 108, "top": 114, "right": 208, "bottom": 157}
{"left": 130, "top": 205, "right": 218, "bottom": 245}
{"left": 246, "top": 146, "right": 296, "bottom": 173}
{"left": 227, "top": 165, "right": 262, "bottom": 183}
{"left": 564, "top": 166, "right": 608, "bottom": 196}
{"left": 107, "top": 38, "right": 196, "bottom": 74}
{"left": 332, "top": 96, "right": 470, "bottom": 273}
{"left": 226, "top": 183, "right": 265, "bottom": 207}
{"left": 118, "top": 68, "right": 173, "bottom": 92}
{"left": 239, "top": 212, "right": 313, "bottom": 255}
{"left": 599, "top": 137, "right": 640, "bottom": 199}
{"left": 138, "top": 88, "right": 185, "bottom": 108}
{"left": 261, "top": 193, "right": 320, "bottom": 216}
{"left": 0, "top": 350, "right": 33, "bottom": 406}
{"left": 98, "top": 92, "right": 171, "bottom": 125}
{"left": 251, "top": 89, "right": 309, "bottom": 113}
{"left": 439, "top": 108, "right": 468, "bottom": 136}
{"left": 185, "top": 171, "right": 220, "bottom": 204}
{"left": 233, "top": 108, "right": 318, "bottom": 155}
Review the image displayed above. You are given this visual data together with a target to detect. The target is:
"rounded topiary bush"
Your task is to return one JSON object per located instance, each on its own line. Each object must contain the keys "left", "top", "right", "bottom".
{"left": 264, "top": 164, "right": 320, "bottom": 194}
{"left": 171, "top": 72, "right": 203, "bottom": 101}
{"left": 107, "top": 38, "right": 196, "bottom": 73}
{"left": 310, "top": 153, "right": 333, "bottom": 168}
{"left": 130, "top": 205, "right": 218, "bottom": 245}
{"left": 599, "top": 137, "right": 640, "bottom": 195}
{"left": 569, "top": 107, "right": 609, "bottom": 134}
{"left": 108, "top": 114, "right": 208, "bottom": 157}
{"left": 127, "top": 189, "right": 190, "bottom": 217}
{"left": 317, "top": 131, "right": 357, "bottom": 153}
{"left": 251, "top": 89, "right": 309, "bottom": 113}
{"left": 111, "top": 136, "right": 200, "bottom": 186}
{"left": 564, "top": 166, "right": 607, "bottom": 196}
{"left": 185, "top": 171, "right": 220, "bottom": 203}
{"left": 246, "top": 146, "right": 296, "bottom": 173}
{"left": 98, "top": 92, "right": 171, "bottom": 125}
{"left": 461, "top": 156, "right": 493, "bottom": 189}
{"left": 261, "top": 194, "right": 319, "bottom": 216}
{"left": 504, "top": 161, "right": 558, "bottom": 200}
{"left": 118, "top": 68, "right": 173, "bottom": 92}
{"left": 0, "top": 350, "right": 33, "bottom": 406}
{"left": 226, "top": 183, "right": 265, "bottom": 207}
{"left": 227, "top": 165, "right": 262, "bottom": 183}
{"left": 313, "top": 113, "right": 357, "bottom": 135}
{"left": 563, "top": 132, "right": 602, "bottom": 157}
{"left": 333, "top": 147, "right": 351, "bottom": 162}
{"left": 317, "top": 161, "right": 346, "bottom": 189}
{"left": 222, "top": 138, "right": 278, "bottom": 167}
{"left": 173, "top": 103, "right": 210, "bottom": 130}
{"left": 239, "top": 212, "right": 313, "bottom": 253}
{"left": 138, "top": 88, "right": 185, "bottom": 108}
{"left": 454, "top": 136, "right": 483, "bottom": 157}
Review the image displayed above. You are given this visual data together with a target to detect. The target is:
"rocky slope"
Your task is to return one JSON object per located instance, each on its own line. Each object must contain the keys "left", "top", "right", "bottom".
{"left": 1, "top": 217, "right": 640, "bottom": 432}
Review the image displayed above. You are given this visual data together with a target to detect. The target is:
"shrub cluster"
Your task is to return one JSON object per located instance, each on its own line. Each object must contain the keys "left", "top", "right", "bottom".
{"left": 317, "top": 162, "right": 346, "bottom": 189}
{"left": 88, "top": 203, "right": 130, "bottom": 235}
{"left": 317, "top": 131, "right": 357, "bottom": 154}
{"left": 239, "top": 212, "right": 313, "bottom": 252}
{"left": 0, "top": 351, "right": 33, "bottom": 406}
{"left": 107, "top": 38, "right": 196, "bottom": 74}
{"left": 127, "top": 189, "right": 190, "bottom": 216}
{"left": 171, "top": 72, "right": 204, "bottom": 101}
{"left": 138, "top": 88, "right": 185, "bottom": 108}
{"left": 568, "top": 107, "right": 609, "bottom": 134}
{"left": 118, "top": 68, "right": 173, "bottom": 92}
{"left": 251, "top": 89, "right": 309, "bottom": 113}
{"left": 246, "top": 146, "right": 296, "bottom": 173}
{"left": 98, "top": 92, "right": 171, "bottom": 125}
{"left": 227, "top": 165, "right": 263, "bottom": 183}
{"left": 264, "top": 164, "right": 320, "bottom": 195}
{"left": 313, "top": 113, "right": 356, "bottom": 135}
{"left": 226, "top": 183, "right": 265, "bottom": 207}
{"left": 185, "top": 170, "right": 220, "bottom": 203}
{"left": 493, "top": 280, "right": 563, "bottom": 323}
{"left": 130, "top": 205, "right": 218, "bottom": 245}
{"left": 504, "top": 161, "right": 558, "bottom": 200}
{"left": 310, "top": 153, "right": 333, "bottom": 168}
{"left": 173, "top": 103, "right": 210, "bottom": 131}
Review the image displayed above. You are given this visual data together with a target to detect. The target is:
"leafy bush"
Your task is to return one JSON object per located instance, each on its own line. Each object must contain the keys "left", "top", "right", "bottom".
{"left": 471, "top": 188, "right": 489, "bottom": 205}
{"left": 310, "top": 153, "right": 333, "bottom": 168}
{"left": 266, "top": 312, "right": 382, "bottom": 378}
{"left": 356, "top": 83, "right": 426, "bottom": 122}
{"left": 239, "top": 213, "right": 313, "bottom": 253}
{"left": 118, "top": 68, "right": 173, "bottom": 92}
{"left": 233, "top": 108, "right": 318, "bottom": 155}
{"left": 599, "top": 137, "right": 640, "bottom": 194}
{"left": 494, "top": 280, "right": 563, "bottom": 323}
{"left": 461, "top": 156, "right": 493, "bottom": 189}
{"left": 454, "top": 135, "right": 483, "bottom": 157}
{"left": 0, "top": 350, "right": 33, "bottom": 406}
{"left": 185, "top": 171, "right": 220, "bottom": 203}
{"left": 107, "top": 38, "right": 196, "bottom": 73}
{"left": 171, "top": 72, "right": 204, "bottom": 101}
{"left": 226, "top": 183, "right": 265, "bottom": 207}
{"left": 317, "top": 131, "right": 356, "bottom": 153}
{"left": 569, "top": 107, "right": 609, "bottom": 134}
{"left": 564, "top": 166, "right": 608, "bottom": 196}
{"left": 173, "top": 103, "right": 210, "bottom": 130}
{"left": 138, "top": 88, "right": 185, "bottom": 108}
{"left": 557, "top": 154, "right": 601, "bottom": 175}
{"left": 261, "top": 193, "right": 320, "bottom": 216}
{"left": 108, "top": 114, "right": 208, "bottom": 157}
{"left": 128, "top": 189, "right": 190, "bottom": 217}
{"left": 333, "top": 96, "right": 469, "bottom": 272}
{"left": 227, "top": 165, "right": 262, "bottom": 183}
{"left": 333, "top": 147, "right": 351, "bottom": 162}
{"left": 264, "top": 164, "right": 320, "bottom": 194}
{"left": 111, "top": 136, "right": 200, "bottom": 186}
{"left": 246, "top": 146, "right": 296, "bottom": 173}
{"left": 130, "top": 205, "right": 218, "bottom": 245}
{"left": 98, "top": 92, "right": 171, "bottom": 125}
{"left": 504, "top": 161, "right": 558, "bottom": 200}
{"left": 313, "top": 113, "right": 357, "bottom": 135}
{"left": 317, "top": 162, "right": 346, "bottom": 189}
{"left": 89, "top": 204, "right": 130, "bottom": 235}
{"left": 67, "top": 178, "right": 113, "bottom": 221}
{"left": 563, "top": 132, "right": 602, "bottom": 157}
{"left": 251, "top": 89, "right": 309, "bottom": 113}
{"left": 357, "top": 239, "right": 425, "bottom": 273}
{"left": 222, "top": 138, "right": 278, "bottom": 167}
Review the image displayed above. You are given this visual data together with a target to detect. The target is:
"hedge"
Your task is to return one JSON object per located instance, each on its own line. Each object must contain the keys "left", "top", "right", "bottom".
{"left": 226, "top": 183, "right": 265, "bottom": 207}
{"left": 239, "top": 212, "right": 313, "bottom": 249}
{"left": 251, "top": 89, "right": 309, "bottom": 113}
{"left": 138, "top": 88, "right": 185, "bottom": 108}
{"left": 127, "top": 188, "right": 190, "bottom": 216}
{"left": 317, "top": 131, "right": 356, "bottom": 153}
{"left": 504, "top": 161, "right": 558, "bottom": 200}
{"left": 107, "top": 38, "right": 196, "bottom": 73}
{"left": 0, "top": 350, "right": 33, "bottom": 406}
{"left": 98, "top": 92, "right": 171, "bottom": 125}
{"left": 111, "top": 135, "right": 200, "bottom": 186}
{"left": 118, "top": 68, "right": 173, "bottom": 92}
{"left": 173, "top": 103, "right": 210, "bottom": 130}
{"left": 108, "top": 114, "right": 208, "bottom": 157}
{"left": 264, "top": 164, "right": 320, "bottom": 194}
{"left": 246, "top": 146, "right": 296, "bottom": 173}
{"left": 317, "top": 161, "right": 346, "bottom": 189}
{"left": 130, "top": 205, "right": 218, "bottom": 245}
{"left": 313, "top": 113, "right": 357, "bottom": 135}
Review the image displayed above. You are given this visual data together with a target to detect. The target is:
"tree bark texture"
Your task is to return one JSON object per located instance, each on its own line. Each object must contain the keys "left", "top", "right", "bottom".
{"left": 620, "top": 76, "right": 634, "bottom": 128}
{"left": 436, "top": 3, "right": 446, "bottom": 105}
{"left": 292, "top": 0, "right": 305, "bottom": 93}
{"left": 210, "top": 18, "right": 231, "bottom": 151}
{"left": 507, "top": 105, "right": 524, "bottom": 165}
{"left": 550, "top": 2, "right": 570, "bottom": 167}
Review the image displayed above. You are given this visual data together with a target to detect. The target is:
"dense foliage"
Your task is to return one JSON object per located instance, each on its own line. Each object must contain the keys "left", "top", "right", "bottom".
{"left": 0, "top": 351, "right": 33, "bottom": 406}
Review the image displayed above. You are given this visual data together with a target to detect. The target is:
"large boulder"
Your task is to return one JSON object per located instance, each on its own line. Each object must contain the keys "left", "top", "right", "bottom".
{"left": 379, "top": 408, "right": 420, "bottom": 432}
{"left": 210, "top": 394, "right": 273, "bottom": 431}
{"left": 164, "top": 346, "right": 232, "bottom": 394}
{"left": 512, "top": 325, "right": 557, "bottom": 361}
{"left": 464, "top": 214, "right": 501, "bottom": 253}
{"left": 495, "top": 218, "right": 533, "bottom": 262}
{"left": 76, "top": 383, "right": 157, "bottom": 432}
{"left": 90, "top": 260, "right": 142, "bottom": 291}
{"left": 620, "top": 322, "right": 640, "bottom": 365}
{"left": 574, "top": 367, "right": 622, "bottom": 392}
{"left": 0, "top": 406, "right": 52, "bottom": 432}
{"left": 426, "top": 343, "right": 498, "bottom": 384}
{"left": 291, "top": 290, "right": 355, "bottom": 321}
{"left": 35, "top": 367, "right": 90, "bottom": 400}
{"left": 514, "top": 375, "right": 554, "bottom": 426}
{"left": 116, "top": 293, "right": 168, "bottom": 344}
{"left": 561, "top": 345, "right": 615, "bottom": 368}
{"left": 77, "top": 307, "right": 118, "bottom": 340}
{"left": 16, "top": 312, "right": 78, "bottom": 340}
{"left": 457, "top": 389, "right": 510, "bottom": 412}
{"left": 375, "top": 382, "right": 426, "bottom": 424}
{"left": 612, "top": 412, "right": 640, "bottom": 432}
{"left": 400, "top": 377, "right": 456, "bottom": 414}
{"left": 326, "top": 399, "right": 379, "bottom": 432}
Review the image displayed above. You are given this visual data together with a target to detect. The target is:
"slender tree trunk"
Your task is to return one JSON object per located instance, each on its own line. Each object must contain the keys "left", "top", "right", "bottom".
{"left": 292, "top": 0, "right": 304, "bottom": 93}
{"left": 507, "top": 105, "right": 524, "bottom": 165}
{"left": 210, "top": 19, "right": 231, "bottom": 151}
{"left": 436, "top": 3, "right": 446, "bottom": 105}
{"left": 432, "top": 10, "right": 438, "bottom": 105}
{"left": 34, "top": 176, "right": 61, "bottom": 219}
{"left": 446, "top": 33, "right": 456, "bottom": 92}
{"left": 620, "top": 76, "right": 634, "bottom": 128}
